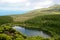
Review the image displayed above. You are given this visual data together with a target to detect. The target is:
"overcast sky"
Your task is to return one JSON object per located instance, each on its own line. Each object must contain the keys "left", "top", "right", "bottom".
{"left": 0, "top": 0, "right": 60, "bottom": 11}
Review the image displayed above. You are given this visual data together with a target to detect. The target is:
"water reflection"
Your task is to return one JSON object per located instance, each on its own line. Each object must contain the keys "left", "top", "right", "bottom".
{"left": 13, "top": 26, "right": 51, "bottom": 38}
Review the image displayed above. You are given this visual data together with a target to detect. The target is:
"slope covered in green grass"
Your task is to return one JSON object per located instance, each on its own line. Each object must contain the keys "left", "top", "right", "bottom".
{"left": 13, "top": 4, "right": 60, "bottom": 39}
{"left": 22, "top": 14, "right": 60, "bottom": 38}
{"left": 0, "top": 4, "right": 60, "bottom": 40}
{"left": 10, "top": 4, "right": 60, "bottom": 22}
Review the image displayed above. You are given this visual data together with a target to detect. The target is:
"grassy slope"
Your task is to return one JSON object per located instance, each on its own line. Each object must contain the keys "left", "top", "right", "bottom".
{"left": 10, "top": 4, "right": 60, "bottom": 39}
{"left": 0, "top": 4, "right": 60, "bottom": 40}
{"left": 22, "top": 14, "right": 60, "bottom": 38}
{"left": 10, "top": 4, "right": 60, "bottom": 22}
{"left": 10, "top": 10, "right": 55, "bottom": 22}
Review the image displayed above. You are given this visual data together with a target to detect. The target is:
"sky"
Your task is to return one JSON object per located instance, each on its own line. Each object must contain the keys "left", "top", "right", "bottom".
{"left": 0, "top": 0, "right": 60, "bottom": 15}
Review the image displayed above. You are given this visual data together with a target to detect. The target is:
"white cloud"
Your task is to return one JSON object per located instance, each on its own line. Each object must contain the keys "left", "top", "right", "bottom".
{"left": 32, "top": 0, "right": 53, "bottom": 9}
{"left": 25, "top": 2, "right": 31, "bottom": 7}
{"left": 0, "top": 0, "right": 28, "bottom": 3}
{"left": 0, "top": 0, "right": 54, "bottom": 11}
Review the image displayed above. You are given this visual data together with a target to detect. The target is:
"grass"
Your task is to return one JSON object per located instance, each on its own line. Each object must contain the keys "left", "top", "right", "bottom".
{"left": 0, "top": 4, "right": 60, "bottom": 40}
{"left": 20, "top": 14, "right": 60, "bottom": 38}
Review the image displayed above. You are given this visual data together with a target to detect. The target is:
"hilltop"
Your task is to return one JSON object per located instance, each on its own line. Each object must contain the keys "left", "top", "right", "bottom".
{"left": 10, "top": 4, "right": 60, "bottom": 22}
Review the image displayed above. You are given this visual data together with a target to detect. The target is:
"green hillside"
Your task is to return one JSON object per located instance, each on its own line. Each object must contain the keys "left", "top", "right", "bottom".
{"left": 0, "top": 4, "right": 60, "bottom": 40}
{"left": 23, "top": 14, "right": 60, "bottom": 38}
{"left": 11, "top": 4, "right": 60, "bottom": 40}
{"left": 10, "top": 4, "right": 60, "bottom": 22}
{"left": 12, "top": 4, "right": 60, "bottom": 40}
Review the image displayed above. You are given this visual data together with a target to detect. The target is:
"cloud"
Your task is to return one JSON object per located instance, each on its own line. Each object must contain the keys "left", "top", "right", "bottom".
{"left": 30, "top": 0, "right": 53, "bottom": 9}
{"left": 0, "top": 0, "right": 28, "bottom": 3}
{"left": 0, "top": 0, "right": 54, "bottom": 11}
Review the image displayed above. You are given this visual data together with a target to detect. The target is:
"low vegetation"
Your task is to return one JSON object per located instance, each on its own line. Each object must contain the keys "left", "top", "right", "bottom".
{"left": 0, "top": 4, "right": 60, "bottom": 40}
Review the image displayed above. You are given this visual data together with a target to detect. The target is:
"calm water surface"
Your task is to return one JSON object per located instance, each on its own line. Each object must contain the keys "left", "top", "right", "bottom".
{"left": 13, "top": 26, "right": 51, "bottom": 38}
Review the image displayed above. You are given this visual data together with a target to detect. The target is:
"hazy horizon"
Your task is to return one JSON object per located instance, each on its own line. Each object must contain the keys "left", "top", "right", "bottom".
{"left": 0, "top": 0, "right": 60, "bottom": 16}
{"left": 0, "top": 10, "right": 27, "bottom": 16}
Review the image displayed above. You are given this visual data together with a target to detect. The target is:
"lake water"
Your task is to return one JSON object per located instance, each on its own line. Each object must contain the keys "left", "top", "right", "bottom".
{"left": 12, "top": 26, "right": 51, "bottom": 38}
